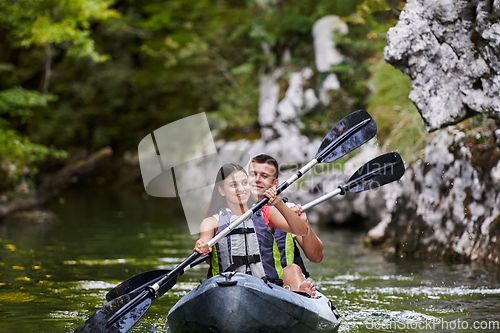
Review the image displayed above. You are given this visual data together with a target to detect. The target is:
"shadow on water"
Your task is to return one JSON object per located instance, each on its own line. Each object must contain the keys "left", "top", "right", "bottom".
{"left": 0, "top": 187, "right": 499, "bottom": 332}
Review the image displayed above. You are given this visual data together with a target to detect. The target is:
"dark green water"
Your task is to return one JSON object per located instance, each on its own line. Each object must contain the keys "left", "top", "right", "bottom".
{"left": 1, "top": 188, "right": 499, "bottom": 332}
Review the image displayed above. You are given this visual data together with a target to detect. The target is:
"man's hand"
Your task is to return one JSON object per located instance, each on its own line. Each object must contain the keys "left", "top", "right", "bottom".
{"left": 290, "top": 203, "right": 323, "bottom": 263}
{"left": 290, "top": 204, "right": 309, "bottom": 224}
{"left": 263, "top": 186, "right": 282, "bottom": 206}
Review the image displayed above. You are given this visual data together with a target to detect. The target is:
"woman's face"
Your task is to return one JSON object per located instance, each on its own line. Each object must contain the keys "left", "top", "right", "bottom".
{"left": 218, "top": 170, "right": 250, "bottom": 206}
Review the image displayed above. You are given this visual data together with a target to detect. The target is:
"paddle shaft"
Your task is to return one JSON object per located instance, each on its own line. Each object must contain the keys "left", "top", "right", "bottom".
{"left": 293, "top": 117, "right": 372, "bottom": 212}
{"left": 108, "top": 152, "right": 400, "bottom": 304}
{"left": 86, "top": 110, "right": 378, "bottom": 332}
{"left": 106, "top": 158, "right": 319, "bottom": 328}
{"left": 301, "top": 188, "right": 342, "bottom": 211}
{"left": 142, "top": 119, "right": 376, "bottom": 302}
{"left": 110, "top": 152, "right": 403, "bottom": 304}
{"left": 207, "top": 158, "right": 318, "bottom": 247}
{"left": 301, "top": 158, "right": 401, "bottom": 211}
{"left": 109, "top": 146, "right": 402, "bottom": 304}
{"left": 109, "top": 153, "right": 400, "bottom": 323}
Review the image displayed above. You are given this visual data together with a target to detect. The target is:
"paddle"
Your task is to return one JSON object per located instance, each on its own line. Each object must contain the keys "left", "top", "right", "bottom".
{"left": 301, "top": 152, "right": 405, "bottom": 211}
{"left": 105, "top": 151, "right": 403, "bottom": 305}
{"left": 105, "top": 152, "right": 403, "bottom": 302}
{"left": 78, "top": 109, "right": 376, "bottom": 333}
{"left": 105, "top": 255, "right": 209, "bottom": 302}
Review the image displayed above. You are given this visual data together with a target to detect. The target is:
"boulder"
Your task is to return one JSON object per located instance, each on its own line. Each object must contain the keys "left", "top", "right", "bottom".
{"left": 384, "top": 0, "right": 500, "bottom": 131}
{"left": 370, "top": 120, "right": 500, "bottom": 263}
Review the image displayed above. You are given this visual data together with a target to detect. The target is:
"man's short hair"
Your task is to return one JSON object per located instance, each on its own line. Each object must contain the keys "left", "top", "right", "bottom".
{"left": 251, "top": 154, "right": 279, "bottom": 178}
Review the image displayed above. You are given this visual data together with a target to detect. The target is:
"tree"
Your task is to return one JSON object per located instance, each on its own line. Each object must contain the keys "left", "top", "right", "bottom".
{"left": 0, "top": 0, "right": 118, "bottom": 194}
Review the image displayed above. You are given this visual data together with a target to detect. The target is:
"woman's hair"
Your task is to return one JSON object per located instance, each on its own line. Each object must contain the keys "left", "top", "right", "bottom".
{"left": 206, "top": 163, "right": 247, "bottom": 217}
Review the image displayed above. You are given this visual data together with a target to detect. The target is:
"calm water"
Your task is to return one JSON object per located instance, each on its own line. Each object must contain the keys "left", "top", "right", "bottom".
{"left": 1, "top": 188, "right": 499, "bottom": 332}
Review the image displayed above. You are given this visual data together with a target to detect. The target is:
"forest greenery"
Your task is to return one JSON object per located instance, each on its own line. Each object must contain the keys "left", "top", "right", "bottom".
{"left": 0, "top": 0, "right": 412, "bottom": 195}
{"left": 0, "top": 0, "right": 118, "bottom": 193}
{"left": 367, "top": 60, "right": 428, "bottom": 162}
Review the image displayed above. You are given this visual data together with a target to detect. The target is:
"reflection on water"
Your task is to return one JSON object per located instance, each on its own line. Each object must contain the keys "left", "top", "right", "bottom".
{"left": 0, "top": 188, "right": 499, "bottom": 332}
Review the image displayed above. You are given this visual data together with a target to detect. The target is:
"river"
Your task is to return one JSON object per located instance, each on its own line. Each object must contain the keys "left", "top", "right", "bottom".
{"left": 0, "top": 187, "right": 499, "bottom": 332}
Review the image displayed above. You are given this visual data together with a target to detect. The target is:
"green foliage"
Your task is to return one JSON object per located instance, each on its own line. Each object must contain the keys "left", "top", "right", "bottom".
{"left": 0, "top": 87, "right": 49, "bottom": 124}
{"left": 367, "top": 59, "right": 428, "bottom": 162}
{"left": 0, "top": 88, "right": 67, "bottom": 192}
{"left": 208, "top": 81, "right": 260, "bottom": 140}
{"left": 0, "top": 0, "right": 118, "bottom": 62}
{"left": 229, "top": 0, "right": 361, "bottom": 68}
{"left": 0, "top": 0, "right": 117, "bottom": 193}
{"left": 0, "top": 0, "right": 417, "bottom": 196}
{"left": 0, "top": 129, "right": 67, "bottom": 192}
{"left": 8, "top": 0, "right": 406, "bottom": 154}
{"left": 353, "top": 0, "right": 405, "bottom": 28}
{"left": 332, "top": 22, "right": 386, "bottom": 104}
{"left": 300, "top": 3, "right": 395, "bottom": 138}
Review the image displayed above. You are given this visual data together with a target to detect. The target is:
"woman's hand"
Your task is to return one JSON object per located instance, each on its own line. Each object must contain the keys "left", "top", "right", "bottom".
{"left": 194, "top": 239, "right": 212, "bottom": 256}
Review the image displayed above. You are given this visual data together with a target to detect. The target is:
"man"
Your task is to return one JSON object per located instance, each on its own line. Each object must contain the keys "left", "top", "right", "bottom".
{"left": 275, "top": 204, "right": 323, "bottom": 278}
{"left": 248, "top": 154, "right": 324, "bottom": 294}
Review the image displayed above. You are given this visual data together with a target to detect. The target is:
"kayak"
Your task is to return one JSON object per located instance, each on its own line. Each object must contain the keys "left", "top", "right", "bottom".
{"left": 166, "top": 272, "right": 340, "bottom": 333}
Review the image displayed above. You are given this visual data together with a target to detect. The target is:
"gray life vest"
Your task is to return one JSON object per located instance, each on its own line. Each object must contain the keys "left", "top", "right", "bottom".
{"left": 209, "top": 208, "right": 283, "bottom": 281}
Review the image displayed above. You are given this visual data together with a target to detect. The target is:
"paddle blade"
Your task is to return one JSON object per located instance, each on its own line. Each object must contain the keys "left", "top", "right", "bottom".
{"left": 315, "top": 110, "right": 377, "bottom": 163}
{"left": 105, "top": 254, "right": 208, "bottom": 302}
{"left": 345, "top": 152, "right": 405, "bottom": 193}
{"left": 106, "top": 270, "right": 171, "bottom": 302}
{"left": 78, "top": 290, "right": 152, "bottom": 333}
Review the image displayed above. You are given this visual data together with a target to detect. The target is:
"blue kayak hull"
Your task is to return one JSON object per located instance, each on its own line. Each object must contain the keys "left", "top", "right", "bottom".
{"left": 166, "top": 272, "right": 340, "bottom": 333}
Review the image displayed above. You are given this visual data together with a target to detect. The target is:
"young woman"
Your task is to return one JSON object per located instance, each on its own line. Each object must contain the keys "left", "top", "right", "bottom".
{"left": 193, "top": 163, "right": 315, "bottom": 295}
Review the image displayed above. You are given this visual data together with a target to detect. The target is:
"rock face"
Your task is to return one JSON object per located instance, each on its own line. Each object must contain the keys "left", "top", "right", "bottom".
{"left": 312, "top": 16, "right": 348, "bottom": 73}
{"left": 218, "top": 16, "right": 392, "bottom": 226}
{"left": 222, "top": 16, "right": 350, "bottom": 166}
{"left": 384, "top": 0, "right": 500, "bottom": 131}
{"left": 376, "top": 120, "right": 500, "bottom": 263}
{"left": 376, "top": 0, "right": 500, "bottom": 265}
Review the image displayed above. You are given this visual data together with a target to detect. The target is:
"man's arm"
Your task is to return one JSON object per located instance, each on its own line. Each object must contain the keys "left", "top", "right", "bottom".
{"left": 264, "top": 187, "right": 308, "bottom": 236}
{"left": 290, "top": 204, "right": 323, "bottom": 263}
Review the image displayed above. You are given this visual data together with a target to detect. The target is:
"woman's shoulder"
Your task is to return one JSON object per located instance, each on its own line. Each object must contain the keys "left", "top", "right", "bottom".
{"left": 199, "top": 216, "right": 218, "bottom": 234}
{"left": 201, "top": 216, "right": 218, "bottom": 227}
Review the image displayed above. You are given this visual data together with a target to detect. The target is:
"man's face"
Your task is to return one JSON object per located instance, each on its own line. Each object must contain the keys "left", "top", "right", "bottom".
{"left": 248, "top": 162, "right": 278, "bottom": 200}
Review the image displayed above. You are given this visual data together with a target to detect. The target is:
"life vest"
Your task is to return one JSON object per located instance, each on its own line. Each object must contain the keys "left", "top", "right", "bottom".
{"left": 209, "top": 208, "right": 283, "bottom": 281}
{"left": 274, "top": 229, "right": 310, "bottom": 278}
